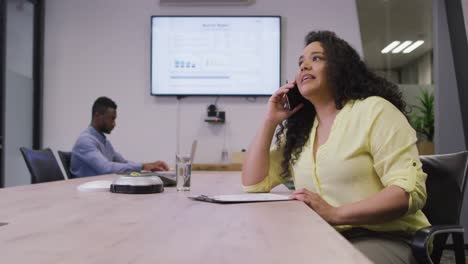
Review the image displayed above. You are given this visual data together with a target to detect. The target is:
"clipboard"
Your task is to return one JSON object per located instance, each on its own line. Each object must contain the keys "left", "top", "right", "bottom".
{"left": 188, "top": 193, "right": 293, "bottom": 204}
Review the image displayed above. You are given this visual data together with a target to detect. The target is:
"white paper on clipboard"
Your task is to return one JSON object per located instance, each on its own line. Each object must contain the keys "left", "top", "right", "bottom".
{"left": 189, "top": 193, "right": 293, "bottom": 204}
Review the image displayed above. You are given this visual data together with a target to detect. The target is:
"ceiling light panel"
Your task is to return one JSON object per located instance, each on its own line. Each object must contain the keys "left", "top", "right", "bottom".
{"left": 402, "top": 40, "right": 424, "bottom": 53}
{"left": 381, "top": 41, "right": 401, "bottom": 53}
{"left": 391, "top": 41, "right": 413, "bottom": 53}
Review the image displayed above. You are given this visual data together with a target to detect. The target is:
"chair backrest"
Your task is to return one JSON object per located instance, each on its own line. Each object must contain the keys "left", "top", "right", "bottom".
{"left": 420, "top": 151, "right": 468, "bottom": 225}
{"left": 58, "top": 150, "right": 75, "bottom": 179}
{"left": 420, "top": 151, "right": 468, "bottom": 261}
{"left": 19, "top": 147, "right": 65, "bottom": 184}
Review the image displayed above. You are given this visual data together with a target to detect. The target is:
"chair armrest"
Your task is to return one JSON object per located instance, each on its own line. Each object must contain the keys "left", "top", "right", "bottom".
{"left": 411, "top": 225, "right": 465, "bottom": 264}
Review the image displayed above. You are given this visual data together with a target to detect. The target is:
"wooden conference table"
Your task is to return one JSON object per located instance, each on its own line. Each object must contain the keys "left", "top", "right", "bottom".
{"left": 0, "top": 172, "right": 371, "bottom": 264}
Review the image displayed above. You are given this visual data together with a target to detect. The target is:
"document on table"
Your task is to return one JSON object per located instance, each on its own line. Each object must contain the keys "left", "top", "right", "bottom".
{"left": 189, "top": 193, "right": 293, "bottom": 204}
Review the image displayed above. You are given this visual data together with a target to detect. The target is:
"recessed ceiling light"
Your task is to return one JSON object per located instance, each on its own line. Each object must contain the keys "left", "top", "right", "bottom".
{"left": 381, "top": 41, "right": 401, "bottom": 53}
{"left": 392, "top": 41, "right": 413, "bottom": 53}
{"left": 402, "top": 40, "right": 424, "bottom": 53}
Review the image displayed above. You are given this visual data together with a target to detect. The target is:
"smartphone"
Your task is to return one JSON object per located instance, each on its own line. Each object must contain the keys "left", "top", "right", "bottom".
{"left": 284, "top": 85, "right": 305, "bottom": 110}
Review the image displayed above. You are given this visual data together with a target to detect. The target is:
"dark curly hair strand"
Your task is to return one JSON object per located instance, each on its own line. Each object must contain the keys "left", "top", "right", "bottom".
{"left": 275, "top": 30, "right": 406, "bottom": 178}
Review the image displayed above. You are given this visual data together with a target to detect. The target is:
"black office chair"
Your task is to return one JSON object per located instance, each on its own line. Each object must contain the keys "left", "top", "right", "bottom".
{"left": 19, "top": 147, "right": 65, "bottom": 184}
{"left": 411, "top": 151, "right": 468, "bottom": 264}
{"left": 58, "top": 150, "right": 75, "bottom": 179}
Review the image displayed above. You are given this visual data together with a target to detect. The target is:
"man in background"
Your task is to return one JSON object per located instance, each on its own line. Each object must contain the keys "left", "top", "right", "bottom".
{"left": 71, "top": 96, "right": 169, "bottom": 177}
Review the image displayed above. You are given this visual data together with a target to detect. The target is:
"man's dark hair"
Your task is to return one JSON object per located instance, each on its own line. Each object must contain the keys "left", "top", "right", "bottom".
{"left": 92, "top": 96, "right": 117, "bottom": 117}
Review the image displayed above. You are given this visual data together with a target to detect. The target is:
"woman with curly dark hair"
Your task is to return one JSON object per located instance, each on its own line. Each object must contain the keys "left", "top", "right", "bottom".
{"left": 241, "top": 31, "right": 429, "bottom": 264}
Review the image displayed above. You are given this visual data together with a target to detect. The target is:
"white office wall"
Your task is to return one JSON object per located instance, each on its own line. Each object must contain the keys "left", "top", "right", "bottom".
{"left": 400, "top": 52, "right": 432, "bottom": 85}
{"left": 43, "top": 0, "right": 362, "bottom": 166}
{"left": 417, "top": 52, "right": 432, "bottom": 85}
{"left": 374, "top": 70, "right": 399, "bottom": 84}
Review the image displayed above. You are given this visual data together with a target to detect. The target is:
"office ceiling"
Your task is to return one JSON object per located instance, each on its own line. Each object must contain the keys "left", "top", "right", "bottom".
{"left": 356, "top": 0, "right": 433, "bottom": 70}
{"left": 156, "top": 0, "right": 433, "bottom": 71}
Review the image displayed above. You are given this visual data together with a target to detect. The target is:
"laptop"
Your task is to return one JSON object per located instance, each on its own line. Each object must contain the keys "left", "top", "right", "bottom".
{"left": 131, "top": 140, "right": 198, "bottom": 186}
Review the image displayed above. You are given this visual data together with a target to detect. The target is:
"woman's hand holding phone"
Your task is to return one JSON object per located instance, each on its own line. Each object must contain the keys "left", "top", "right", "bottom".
{"left": 266, "top": 82, "right": 304, "bottom": 125}
{"left": 284, "top": 84, "right": 305, "bottom": 110}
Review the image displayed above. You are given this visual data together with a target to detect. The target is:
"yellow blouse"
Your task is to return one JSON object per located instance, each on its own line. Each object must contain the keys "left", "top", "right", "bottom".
{"left": 243, "top": 96, "right": 430, "bottom": 233}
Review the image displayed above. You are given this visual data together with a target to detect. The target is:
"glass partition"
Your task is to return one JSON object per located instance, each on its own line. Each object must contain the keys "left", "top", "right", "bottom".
{"left": 356, "top": 0, "right": 434, "bottom": 154}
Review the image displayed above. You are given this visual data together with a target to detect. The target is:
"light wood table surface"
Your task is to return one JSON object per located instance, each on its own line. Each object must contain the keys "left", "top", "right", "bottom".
{"left": 0, "top": 171, "right": 371, "bottom": 264}
{"left": 192, "top": 163, "right": 242, "bottom": 171}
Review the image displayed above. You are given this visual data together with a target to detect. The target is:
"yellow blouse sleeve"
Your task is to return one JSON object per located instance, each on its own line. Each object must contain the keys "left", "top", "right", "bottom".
{"left": 242, "top": 145, "right": 290, "bottom": 193}
{"left": 368, "top": 98, "right": 427, "bottom": 215}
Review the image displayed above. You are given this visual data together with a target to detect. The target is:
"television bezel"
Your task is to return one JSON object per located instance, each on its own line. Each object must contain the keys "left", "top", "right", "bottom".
{"left": 150, "top": 15, "right": 282, "bottom": 97}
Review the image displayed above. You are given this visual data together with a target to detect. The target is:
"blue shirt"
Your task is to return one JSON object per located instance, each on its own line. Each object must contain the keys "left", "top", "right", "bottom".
{"left": 71, "top": 126, "right": 142, "bottom": 177}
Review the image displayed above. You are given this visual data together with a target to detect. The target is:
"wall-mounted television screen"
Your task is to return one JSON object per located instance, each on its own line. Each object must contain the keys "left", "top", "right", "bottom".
{"left": 151, "top": 16, "right": 281, "bottom": 96}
